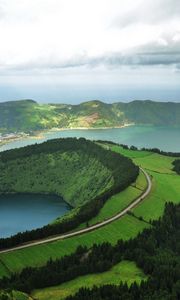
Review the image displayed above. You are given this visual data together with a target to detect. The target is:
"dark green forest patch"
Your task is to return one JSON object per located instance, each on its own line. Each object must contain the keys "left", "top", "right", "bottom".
{"left": 172, "top": 159, "right": 180, "bottom": 174}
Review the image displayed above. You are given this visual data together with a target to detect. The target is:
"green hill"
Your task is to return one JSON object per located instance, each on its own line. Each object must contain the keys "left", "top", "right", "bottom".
{"left": 0, "top": 138, "right": 138, "bottom": 249}
{"left": 1, "top": 99, "right": 180, "bottom": 133}
{"left": 0, "top": 140, "right": 114, "bottom": 208}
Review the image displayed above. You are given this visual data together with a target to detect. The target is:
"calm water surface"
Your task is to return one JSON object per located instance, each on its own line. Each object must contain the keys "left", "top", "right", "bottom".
{"left": 0, "top": 125, "right": 180, "bottom": 152}
{"left": 0, "top": 194, "right": 70, "bottom": 238}
{"left": 0, "top": 125, "right": 180, "bottom": 237}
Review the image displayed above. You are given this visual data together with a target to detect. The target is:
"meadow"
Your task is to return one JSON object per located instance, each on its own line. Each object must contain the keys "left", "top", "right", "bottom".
{"left": 32, "top": 261, "right": 147, "bottom": 300}
{"left": 111, "top": 145, "right": 180, "bottom": 221}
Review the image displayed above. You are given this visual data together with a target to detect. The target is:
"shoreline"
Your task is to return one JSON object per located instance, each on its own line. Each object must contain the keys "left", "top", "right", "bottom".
{"left": 48, "top": 123, "right": 134, "bottom": 132}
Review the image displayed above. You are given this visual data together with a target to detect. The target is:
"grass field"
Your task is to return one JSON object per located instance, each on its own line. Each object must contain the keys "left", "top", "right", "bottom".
{"left": 88, "top": 186, "right": 141, "bottom": 225}
{"left": 32, "top": 260, "right": 147, "bottom": 300}
{"left": 133, "top": 171, "right": 180, "bottom": 221}
{"left": 111, "top": 145, "right": 152, "bottom": 159}
{"left": 111, "top": 145, "right": 176, "bottom": 173}
{"left": 134, "top": 153, "right": 175, "bottom": 174}
{"left": 110, "top": 145, "right": 180, "bottom": 221}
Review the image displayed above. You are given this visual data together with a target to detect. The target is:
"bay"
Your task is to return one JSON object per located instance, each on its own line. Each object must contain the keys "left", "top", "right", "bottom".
{"left": 0, "top": 125, "right": 180, "bottom": 152}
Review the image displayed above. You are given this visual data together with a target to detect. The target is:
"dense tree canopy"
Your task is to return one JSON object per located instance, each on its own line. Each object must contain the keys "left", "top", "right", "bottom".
{"left": 172, "top": 159, "right": 180, "bottom": 174}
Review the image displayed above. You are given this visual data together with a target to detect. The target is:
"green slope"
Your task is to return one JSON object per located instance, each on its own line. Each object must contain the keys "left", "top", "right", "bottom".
{"left": 1, "top": 99, "right": 180, "bottom": 132}
{"left": 0, "top": 150, "right": 113, "bottom": 207}
{"left": 0, "top": 138, "right": 138, "bottom": 210}
{"left": 32, "top": 261, "right": 147, "bottom": 300}
{"left": 110, "top": 145, "right": 180, "bottom": 221}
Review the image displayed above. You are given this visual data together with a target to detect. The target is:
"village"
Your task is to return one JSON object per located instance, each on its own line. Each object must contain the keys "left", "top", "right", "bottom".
{"left": 0, "top": 132, "right": 29, "bottom": 144}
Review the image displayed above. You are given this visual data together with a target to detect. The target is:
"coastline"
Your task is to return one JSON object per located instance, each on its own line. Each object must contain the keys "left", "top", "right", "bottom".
{"left": 49, "top": 123, "right": 134, "bottom": 132}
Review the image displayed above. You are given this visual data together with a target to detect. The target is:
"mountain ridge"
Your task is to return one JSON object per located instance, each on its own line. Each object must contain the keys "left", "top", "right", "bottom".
{"left": 1, "top": 99, "right": 180, "bottom": 132}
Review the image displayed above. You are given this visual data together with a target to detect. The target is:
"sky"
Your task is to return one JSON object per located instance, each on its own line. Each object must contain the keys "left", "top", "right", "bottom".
{"left": 0, "top": 0, "right": 180, "bottom": 103}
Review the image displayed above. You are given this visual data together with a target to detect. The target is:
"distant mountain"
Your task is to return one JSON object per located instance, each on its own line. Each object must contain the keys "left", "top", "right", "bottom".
{"left": 0, "top": 99, "right": 180, "bottom": 132}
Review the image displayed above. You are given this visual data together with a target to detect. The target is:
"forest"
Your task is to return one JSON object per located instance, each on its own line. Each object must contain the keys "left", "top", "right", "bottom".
{"left": 173, "top": 159, "right": 180, "bottom": 174}
{"left": 0, "top": 202, "right": 179, "bottom": 300}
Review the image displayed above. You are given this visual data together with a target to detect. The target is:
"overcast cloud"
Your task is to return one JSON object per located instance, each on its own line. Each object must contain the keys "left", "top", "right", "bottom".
{"left": 0, "top": 0, "right": 179, "bottom": 102}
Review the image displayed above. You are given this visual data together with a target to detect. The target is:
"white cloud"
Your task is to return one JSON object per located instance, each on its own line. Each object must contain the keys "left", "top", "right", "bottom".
{"left": 0, "top": 0, "right": 179, "bottom": 102}
{"left": 0, "top": 0, "right": 179, "bottom": 70}
{"left": 112, "top": 0, "right": 180, "bottom": 28}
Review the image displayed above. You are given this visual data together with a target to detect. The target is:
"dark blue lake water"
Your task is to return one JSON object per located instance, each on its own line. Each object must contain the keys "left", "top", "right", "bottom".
{"left": 0, "top": 194, "right": 70, "bottom": 238}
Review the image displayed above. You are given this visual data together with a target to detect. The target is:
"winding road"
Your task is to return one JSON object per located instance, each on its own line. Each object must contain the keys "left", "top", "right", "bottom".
{"left": 0, "top": 167, "right": 151, "bottom": 254}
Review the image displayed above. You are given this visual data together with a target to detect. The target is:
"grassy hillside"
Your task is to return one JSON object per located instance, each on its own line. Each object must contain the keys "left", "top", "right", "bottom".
{"left": 32, "top": 261, "right": 147, "bottom": 300}
{"left": 0, "top": 150, "right": 113, "bottom": 207}
{"left": 73, "top": 170, "right": 147, "bottom": 230}
{"left": 1, "top": 99, "right": 180, "bottom": 132}
{"left": 109, "top": 144, "right": 180, "bottom": 221}
{"left": 0, "top": 138, "right": 138, "bottom": 209}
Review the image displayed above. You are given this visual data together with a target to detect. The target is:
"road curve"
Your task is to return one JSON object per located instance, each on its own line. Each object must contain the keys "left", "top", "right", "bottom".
{"left": 0, "top": 167, "right": 151, "bottom": 254}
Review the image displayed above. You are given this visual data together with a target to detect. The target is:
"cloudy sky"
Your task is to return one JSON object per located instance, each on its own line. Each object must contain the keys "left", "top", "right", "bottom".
{"left": 0, "top": 0, "right": 180, "bottom": 103}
